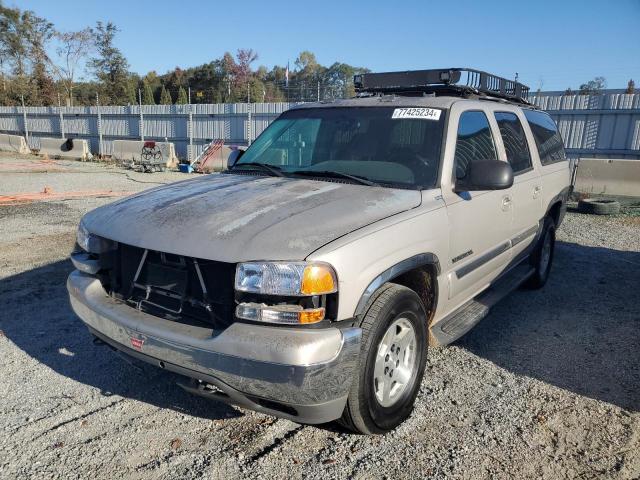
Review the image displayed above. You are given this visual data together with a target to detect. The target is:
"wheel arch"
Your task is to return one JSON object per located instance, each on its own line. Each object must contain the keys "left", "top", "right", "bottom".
{"left": 353, "top": 253, "right": 440, "bottom": 323}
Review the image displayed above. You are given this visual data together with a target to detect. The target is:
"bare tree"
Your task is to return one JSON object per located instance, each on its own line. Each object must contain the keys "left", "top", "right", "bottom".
{"left": 579, "top": 77, "right": 607, "bottom": 95}
{"left": 51, "top": 29, "right": 93, "bottom": 106}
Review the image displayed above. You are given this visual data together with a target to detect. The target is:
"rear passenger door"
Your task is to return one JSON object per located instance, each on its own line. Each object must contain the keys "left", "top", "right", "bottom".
{"left": 493, "top": 110, "right": 542, "bottom": 260}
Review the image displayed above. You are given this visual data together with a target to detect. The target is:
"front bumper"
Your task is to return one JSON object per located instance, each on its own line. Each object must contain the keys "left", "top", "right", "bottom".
{"left": 67, "top": 270, "right": 361, "bottom": 424}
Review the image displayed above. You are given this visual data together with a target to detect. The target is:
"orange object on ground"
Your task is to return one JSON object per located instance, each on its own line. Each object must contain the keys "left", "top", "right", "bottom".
{"left": 0, "top": 189, "right": 132, "bottom": 206}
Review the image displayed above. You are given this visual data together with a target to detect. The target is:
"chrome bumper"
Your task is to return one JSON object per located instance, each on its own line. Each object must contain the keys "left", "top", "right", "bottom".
{"left": 67, "top": 270, "right": 361, "bottom": 424}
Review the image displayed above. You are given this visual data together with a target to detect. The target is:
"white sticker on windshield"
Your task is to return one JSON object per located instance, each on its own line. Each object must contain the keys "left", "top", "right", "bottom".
{"left": 392, "top": 107, "right": 441, "bottom": 121}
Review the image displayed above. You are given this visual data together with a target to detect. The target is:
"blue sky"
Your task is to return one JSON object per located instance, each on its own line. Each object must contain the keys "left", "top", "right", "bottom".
{"left": 15, "top": 0, "right": 640, "bottom": 90}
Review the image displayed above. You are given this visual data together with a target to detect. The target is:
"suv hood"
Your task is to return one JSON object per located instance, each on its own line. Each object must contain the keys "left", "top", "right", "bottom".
{"left": 82, "top": 173, "right": 421, "bottom": 261}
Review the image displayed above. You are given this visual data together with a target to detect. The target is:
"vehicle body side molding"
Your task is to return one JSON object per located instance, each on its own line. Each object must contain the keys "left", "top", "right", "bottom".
{"left": 354, "top": 253, "right": 441, "bottom": 318}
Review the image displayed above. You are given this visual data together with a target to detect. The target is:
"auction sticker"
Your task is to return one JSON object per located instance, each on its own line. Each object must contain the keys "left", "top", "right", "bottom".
{"left": 392, "top": 107, "right": 441, "bottom": 120}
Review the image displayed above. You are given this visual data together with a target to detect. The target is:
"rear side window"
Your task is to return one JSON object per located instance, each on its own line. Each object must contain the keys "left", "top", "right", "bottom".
{"left": 454, "top": 111, "right": 497, "bottom": 179}
{"left": 523, "top": 110, "right": 567, "bottom": 165}
{"left": 494, "top": 112, "right": 532, "bottom": 174}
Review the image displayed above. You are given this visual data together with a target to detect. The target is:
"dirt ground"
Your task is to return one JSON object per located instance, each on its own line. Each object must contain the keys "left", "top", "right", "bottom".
{"left": 0, "top": 153, "right": 639, "bottom": 479}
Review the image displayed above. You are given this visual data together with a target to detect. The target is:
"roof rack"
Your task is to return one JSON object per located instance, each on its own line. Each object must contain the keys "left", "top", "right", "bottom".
{"left": 353, "top": 68, "right": 531, "bottom": 105}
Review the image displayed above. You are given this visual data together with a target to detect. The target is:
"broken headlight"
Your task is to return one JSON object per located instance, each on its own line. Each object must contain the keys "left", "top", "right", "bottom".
{"left": 234, "top": 262, "right": 338, "bottom": 325}
{"left": 76, "top": 220, "right": 115, "bottom": 253}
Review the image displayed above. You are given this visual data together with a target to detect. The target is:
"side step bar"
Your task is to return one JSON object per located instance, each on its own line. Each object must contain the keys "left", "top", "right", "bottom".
{"left": 431, "top": 264, "right": 534, "bottom": 346}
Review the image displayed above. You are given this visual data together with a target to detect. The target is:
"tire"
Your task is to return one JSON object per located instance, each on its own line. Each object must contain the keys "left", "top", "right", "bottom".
{"left": 525, "top": 216, "right": 556, "bottom": 289}
{"left": 339, "top": 283, "right": 428, "bottom": 434}
{"left": 578, "top": 198, "right": 620, "bottom": 215}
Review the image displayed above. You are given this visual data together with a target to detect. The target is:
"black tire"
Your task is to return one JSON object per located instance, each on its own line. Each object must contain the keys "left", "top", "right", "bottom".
{"left": 578, "top": 198, "right": 620, "bottom": 215}
{"left": 525, "top": 217, "right": 556, "bottom": 289}
{"left": 339, "top": 283, "right": 428, "bottom": 434}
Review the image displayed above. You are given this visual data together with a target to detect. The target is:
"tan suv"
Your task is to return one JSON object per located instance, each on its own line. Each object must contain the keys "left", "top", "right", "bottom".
{"left": 67, "top": 68, "right": 571, "bottom": 434}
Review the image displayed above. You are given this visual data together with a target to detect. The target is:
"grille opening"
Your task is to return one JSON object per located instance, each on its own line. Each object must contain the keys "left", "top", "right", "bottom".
{"left": 104, "top": 243, "right": 236, "bottom": 329}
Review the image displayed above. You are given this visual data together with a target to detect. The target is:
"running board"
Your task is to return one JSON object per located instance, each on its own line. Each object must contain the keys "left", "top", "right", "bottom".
{"left": 431, "top": 264, "right": 535, "bottom": 346}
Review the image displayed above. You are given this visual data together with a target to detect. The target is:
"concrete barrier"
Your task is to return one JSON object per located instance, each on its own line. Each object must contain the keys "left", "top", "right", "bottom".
{"left": 575, "top": 159, "right": 640, "bottom": 197}
{"left": 0, "top": 133, "right": 30, "bottom": 154}
{"left": 38, "top": 137, "right": 92, "bottom": 161}
{"left": 112, "top": 140, "right": 178, "bottom": 168}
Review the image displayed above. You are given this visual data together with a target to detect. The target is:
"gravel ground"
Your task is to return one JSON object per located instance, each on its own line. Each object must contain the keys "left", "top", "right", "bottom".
{"left": 0, "top": 155, "right": 639, "bottom": 479}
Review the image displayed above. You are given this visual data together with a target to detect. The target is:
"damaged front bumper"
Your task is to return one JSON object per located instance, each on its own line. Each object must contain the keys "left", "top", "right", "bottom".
{"left": 67, "top": 270, "right": 361, "bottom": 424}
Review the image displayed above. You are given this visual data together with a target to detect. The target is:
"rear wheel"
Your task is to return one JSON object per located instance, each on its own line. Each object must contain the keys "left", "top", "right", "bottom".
{"left": 526, "top": 217, "right": 555, "bottom": 289}
{"left": 340, "top": 283, "right": 428, "bottom": 434}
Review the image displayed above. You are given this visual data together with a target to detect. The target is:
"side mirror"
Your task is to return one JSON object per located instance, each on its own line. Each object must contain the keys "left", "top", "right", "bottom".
{"left": 227, "top": 149, "right": 245, "bottom": 169}
{"left": 455, "top": 159, "right": 514, "bottom": 192}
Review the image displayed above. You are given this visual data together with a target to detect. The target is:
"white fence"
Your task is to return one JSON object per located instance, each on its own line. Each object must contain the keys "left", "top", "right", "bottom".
{"left": 0, "top": 103, "right": 302, "bottom": 161}
{"left": 0, "top": 92, "right": 639, "bottom": 160}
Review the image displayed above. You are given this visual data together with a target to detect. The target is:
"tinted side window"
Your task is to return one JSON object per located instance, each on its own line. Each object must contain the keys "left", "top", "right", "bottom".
{"left": 454, "top": 111, "right": 497, "bottom": 179}
{"left": 523, "top": 110, "right": 567, "bottom": 165}
{"left": 494, "top": 112, "right": 532, "bottom": 174}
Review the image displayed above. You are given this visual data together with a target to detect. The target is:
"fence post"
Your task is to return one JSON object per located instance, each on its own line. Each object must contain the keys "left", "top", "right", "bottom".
{"left": 58, "top": 93, "right": 65, "bottom": 139}
{"left": 247, "top": 83, "right": 252, "bottom": 146}
{"left": 187, "top": 87, "right": 193, "bottom": 163}
{"left": 21, "top": 95, "right": 29, "bottom": 142}
{"left": 138, "top": 89, "right": 144, "bottom": 142}
{"left": 96, "top": 93, "right": 103, "bottom": 157}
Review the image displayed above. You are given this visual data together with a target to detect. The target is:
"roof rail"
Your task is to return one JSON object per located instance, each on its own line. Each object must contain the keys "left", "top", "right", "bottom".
{"left": 353, "top": 68, "right": 531, "bottom": 105}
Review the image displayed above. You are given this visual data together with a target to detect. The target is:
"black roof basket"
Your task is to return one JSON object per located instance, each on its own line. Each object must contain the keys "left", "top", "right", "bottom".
{"left": 353, "top": 68, "right": 531, "bottom": 105}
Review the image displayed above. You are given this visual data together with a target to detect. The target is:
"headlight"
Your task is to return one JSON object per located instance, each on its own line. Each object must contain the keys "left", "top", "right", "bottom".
{"left": 76, "top": 220, "right": 115, "bottom": 253}
{"left": 235, "top": 261, "right": 337, "bottom": 296}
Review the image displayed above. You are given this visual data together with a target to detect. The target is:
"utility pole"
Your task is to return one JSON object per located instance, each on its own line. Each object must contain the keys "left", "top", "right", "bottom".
{"left": 188, "top": 86, "right": 191, "bottom": 104}
{"left": 138, "top": 88, "right": 144, "bottom": 142}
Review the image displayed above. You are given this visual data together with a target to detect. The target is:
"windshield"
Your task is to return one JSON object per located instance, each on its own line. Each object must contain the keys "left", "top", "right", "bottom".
{"left": 234, "top": 107, "right": 446, "bottom": 189}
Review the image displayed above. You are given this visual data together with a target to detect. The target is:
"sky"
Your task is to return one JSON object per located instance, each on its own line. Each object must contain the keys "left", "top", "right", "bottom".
{"left": 14, "top": 0, "right": 640, "bottom": 91}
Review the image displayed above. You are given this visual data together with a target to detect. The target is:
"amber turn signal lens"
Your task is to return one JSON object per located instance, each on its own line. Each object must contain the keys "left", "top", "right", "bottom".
{"left": 300, "top": 264, "right": 337, "bottom": 295}
{"left": 298, "top": 307, "right": 326, "bottom": 324}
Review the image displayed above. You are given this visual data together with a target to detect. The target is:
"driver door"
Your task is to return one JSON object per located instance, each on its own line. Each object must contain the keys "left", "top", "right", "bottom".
{"left": 442, "top": 108, "right": 513, "bottom": 303}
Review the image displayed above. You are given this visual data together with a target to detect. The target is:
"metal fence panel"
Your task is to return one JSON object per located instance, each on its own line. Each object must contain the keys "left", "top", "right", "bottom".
{"left": 0, "top": 95, "right": 638, "bottom": 159}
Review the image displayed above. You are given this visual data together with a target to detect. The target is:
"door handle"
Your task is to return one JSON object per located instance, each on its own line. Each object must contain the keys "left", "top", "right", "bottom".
{"left": 533, "top": 185, "right": 542, "bottom": 199}
{"left": 501, "top": 195, "right": 512, "bottom": 211}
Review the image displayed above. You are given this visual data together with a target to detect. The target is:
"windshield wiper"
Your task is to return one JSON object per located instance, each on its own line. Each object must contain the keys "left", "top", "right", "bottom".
{"left": 231, "top": 162, "right": 285, "bottom": 177}
{"left": 289, "top": 170, "right": 380, "bottom": 186}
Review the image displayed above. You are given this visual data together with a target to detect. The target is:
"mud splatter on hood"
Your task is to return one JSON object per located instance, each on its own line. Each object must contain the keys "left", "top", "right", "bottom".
{"left": 82, "top": 173, "right": 421, "bottom": 262}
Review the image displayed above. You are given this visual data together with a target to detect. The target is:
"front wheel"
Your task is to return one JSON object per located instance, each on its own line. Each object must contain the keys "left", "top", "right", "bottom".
{"left": 340, "top": 283, "right": 428, "bottom": 434}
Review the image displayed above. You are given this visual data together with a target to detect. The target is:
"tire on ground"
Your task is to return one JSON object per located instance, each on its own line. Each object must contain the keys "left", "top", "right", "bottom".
{"left": 578, "top": 198, "right": 620, "bottom": 215}
{"left": 339, "top": 283, "right": 428, "bottom": 434}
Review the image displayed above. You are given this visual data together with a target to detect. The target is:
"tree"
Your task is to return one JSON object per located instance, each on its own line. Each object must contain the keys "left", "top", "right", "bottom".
{"left": 0, "top": 4, "right": 58, "bottom": 105}
{"left": 159, "top": 84, "right": 172, "bottom": 104}
{"left": 626, "top": 79, "right": 635, "bottom": 94}
{"left": 51, "top": 28, "right": 93, "bottom": 106}
{"left": 579, "top": 76, "right": 606, "bottom": 95}
{"left": 564, "top": 87, "right": 573, "bottom": 96}
{"left": 176, "top": 86, "right": 188, "bottom": 104}
{"left": 141, "top": 80, "right": 154, "bottom": 104}
{"left": 89, "top": 21, "right": 130, "bottom": 105}
{"left": 295, "top": 51, "right": 321, "bottom": 82}
{"left": 234, "top": 48, "right": 258, "bottom": 86}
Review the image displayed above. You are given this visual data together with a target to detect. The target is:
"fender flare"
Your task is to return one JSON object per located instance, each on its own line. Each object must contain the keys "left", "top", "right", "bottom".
{"left": 353, "top": 253, "right": 440, "bottom": 318}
